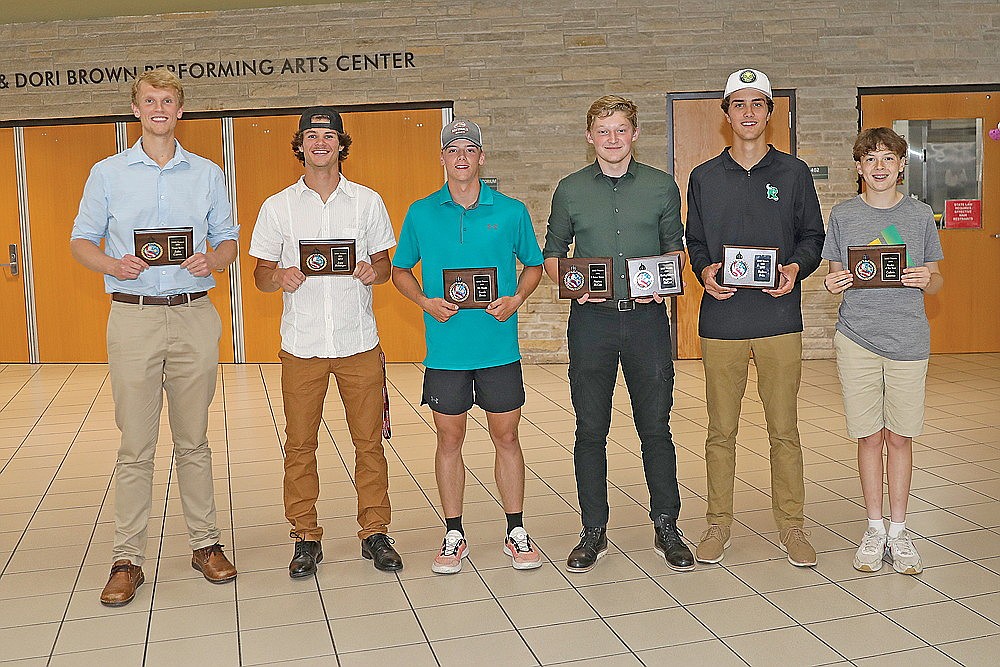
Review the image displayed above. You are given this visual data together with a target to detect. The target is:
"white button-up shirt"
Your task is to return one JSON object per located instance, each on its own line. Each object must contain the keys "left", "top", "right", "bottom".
{"left": 249, "top": 176, "right": 396, "bottom": 359}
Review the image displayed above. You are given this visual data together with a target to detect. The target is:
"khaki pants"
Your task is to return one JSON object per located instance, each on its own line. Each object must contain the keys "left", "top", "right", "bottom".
{"left": 107, "top": 298, "right": 222, "bottom": 567}
{"left": 280, "top": 345, "right": 391, "bottom": 541}
{"left": 701, "top": 332, "right": 804, "bottom": 530}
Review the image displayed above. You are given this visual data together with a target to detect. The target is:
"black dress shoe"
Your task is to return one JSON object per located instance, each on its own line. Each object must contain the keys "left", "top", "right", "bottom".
{"left": 654, "top": 515, "right": 695, "bottom": 572}
{"left": 289, "top": 539, "right": 323, "bottom": 579}
{"left": 566, "top": 527, "right": 608, "bottom": 573}
{"left": 362, "top": 533, "right": 403, "bottom": 572}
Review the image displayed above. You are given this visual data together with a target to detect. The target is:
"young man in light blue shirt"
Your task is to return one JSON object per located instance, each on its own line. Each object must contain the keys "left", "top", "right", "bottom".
{"left": 392, "top": 119, "right": 544, "bottom": 574}
{"left": 71, "top": 69, "right": 239, "bottom": 607}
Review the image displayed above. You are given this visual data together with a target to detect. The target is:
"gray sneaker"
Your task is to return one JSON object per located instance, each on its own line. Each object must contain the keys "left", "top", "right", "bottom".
{"left": 853, "top": 528, "right": 887, "bottom": 573}
{"left": 887, "top": 530, "right": 922, "bottom": 575}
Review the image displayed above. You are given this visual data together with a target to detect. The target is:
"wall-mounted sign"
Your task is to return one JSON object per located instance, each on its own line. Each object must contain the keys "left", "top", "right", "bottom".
{"left": 482, "top": 177, "right": 499, "bottom": 191}
{"left": 809, "top": 166, "right": 829, "bottom": 180}
{"left": 944, "top": 199, "right": 982, "bottom": 229}
{"left": 0, "top": 52, "right": 416, "bottom": 93}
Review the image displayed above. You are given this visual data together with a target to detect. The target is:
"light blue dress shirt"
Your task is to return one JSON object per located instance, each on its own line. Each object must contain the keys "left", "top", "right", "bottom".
{"left": 71, "top": 138, "right": 239, "bottom": 295}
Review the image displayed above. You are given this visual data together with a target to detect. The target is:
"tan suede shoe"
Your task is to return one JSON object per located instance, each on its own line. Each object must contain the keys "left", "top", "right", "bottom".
{"left": 191, "top": 543, "right": 238, "bottom": 583}
{"left": 100, "top": 560, "right": 144, "bottom": 607}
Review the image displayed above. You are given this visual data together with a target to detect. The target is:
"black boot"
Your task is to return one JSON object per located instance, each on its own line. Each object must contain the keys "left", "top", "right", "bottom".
{"left": 362, "top": 533, "right": 403, "bottom": 572}
{"left": 566, "top": 527, "right": 608, "bottom": 573}
{"left": 289, "top": 534, "right": 323, "bottom": 579}
{"left": 654, "top": 516, "right": 695, "bottom": 572}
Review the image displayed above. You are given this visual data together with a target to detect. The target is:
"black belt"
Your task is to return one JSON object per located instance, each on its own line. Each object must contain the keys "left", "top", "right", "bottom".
{"left": 591, "top": 299, "right": 637, "bottom": 312}
{"left": 111, "top": 291, "right": 208, "bottom": 306}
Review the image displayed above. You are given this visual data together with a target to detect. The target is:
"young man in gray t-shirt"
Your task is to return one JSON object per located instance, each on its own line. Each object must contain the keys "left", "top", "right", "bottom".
{"left": 822, "top": 127, "right": 943, "bottom": 576}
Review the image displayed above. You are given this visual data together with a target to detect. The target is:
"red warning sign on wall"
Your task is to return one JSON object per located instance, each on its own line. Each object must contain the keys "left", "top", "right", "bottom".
{"left": 944, "top": 199, "right": 982, "bottom": 229}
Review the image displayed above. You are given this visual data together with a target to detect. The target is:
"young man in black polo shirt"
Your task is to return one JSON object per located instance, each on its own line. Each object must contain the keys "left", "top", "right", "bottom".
{"left": 685, "top": 69, "right": 825, "bottom": 567}
{"left": 543, "top": 95, "right": 694, "bottom": 573}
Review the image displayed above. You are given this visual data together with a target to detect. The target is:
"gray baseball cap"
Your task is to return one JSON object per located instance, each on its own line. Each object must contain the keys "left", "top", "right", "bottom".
{"left": 441, "top": 119, "right": 483, "bottom": 148}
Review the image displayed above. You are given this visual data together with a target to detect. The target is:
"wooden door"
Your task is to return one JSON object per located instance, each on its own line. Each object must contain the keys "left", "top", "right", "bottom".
{"left": 0, "top": 128, "right": 29, "bottom": 362}
{"left": 861, "top": 92, "right": 1000, "bottom": 353}
{"left": 234, "top": 109, "right": 442, "bottom": 363}
{"left": 672, "top": 96, "right": 793, "bottom": 359}
{"left": 24, "top": 124, "right": 117, "bottom": 362}
{"left": 126, "top": 119, "right": 235, "bottom": 362}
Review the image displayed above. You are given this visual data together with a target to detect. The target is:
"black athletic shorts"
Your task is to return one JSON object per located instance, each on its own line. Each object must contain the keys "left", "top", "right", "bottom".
{"left": 421, "top": 360, "right": 525, "bottom": 415}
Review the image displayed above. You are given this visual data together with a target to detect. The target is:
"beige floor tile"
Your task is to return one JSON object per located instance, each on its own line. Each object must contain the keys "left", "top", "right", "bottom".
{"left": 605, "top": 606, "right": 712, "bottom": 651}
{"left": 931, "top": 528, "right": 1000, "bottom": 560}
{"left": 637, "top": 638, "right": 746, "bottom": 666}
{"left": 724, "top": 625, "right": 844, "bottom": 666}
{"left": 886, "top": 600, "right": 1000, "bottom": 644}
{"left": 806, "top": 613, "right": 925, "bottom": 660}
{"left": 728, "top": 557, "right": 828, "bottom": 593}
{"left": 329, "top": 609, "right": 425, "bottom": 653}
{"left": 240, "top": 620, "right": 335, "bottom": 665}
{"left": 401, "top": 570, "right": 493, "bottom": 607}
{"left": 237, "top": 590, "right": 325, "bottom": 630}
{"left": 144, "top": 632, "right": 240, "bottom": 666}
{"left": 838, "top": 571, "right": 948, "bottom": 611}
{"left": 851, "top": 646, "right": 961, "bottom": 666}
{"left": 52, "top": 611, "right": 149, "bottom": 654}
{"left": 919, "top": 562, "right": 1000, "bottom": 598}
{"left": 339, "top": 642, "right": 438, "bottom": 667}
{"left": 48, "top": 645, "right": 145, "bottom": 667}
{"left": 520, "top": 618, "right": 627, "bottom": 664}
{"left": 498, "top": 588, "right": 596, "bottom": 628}
{"left": 147, "top": 601, "right": 237, "bottom": 642}
{"left": 432, "top": 630, "right": 538, "bottom": 667}
{"left": 0, "top": 567, "right": 79, "bottom": 600}
{"left": 416, "top": 598, "right": 513, "bottom": 641}
{"left": 937, "top": 633, "right": 1000, "bottom": 667}
{"left": 320, "top": 580, "right": 410, "bottom": 619}
{"left": 654, "top": 565, "right": 757, "bottom": 605}
{"left": 765, "top": 582, "right": 874, "bottom": 624}
{"left": 480, "top": 563, "right": 571, "bottom": 598}
{"left": 577, "top": 577, "right": 676, "bottom": 616}
{"left": 0, "top": 591, "right": 70, "bottom": 629}
{"left": 688, "top": 594, "right": 795, "bottom": 637}
{"left": 0, "top": 622, "right": 60, "bottom": 661}
{"left": 959, "top": 591, "right": 1000, "bottom": 624}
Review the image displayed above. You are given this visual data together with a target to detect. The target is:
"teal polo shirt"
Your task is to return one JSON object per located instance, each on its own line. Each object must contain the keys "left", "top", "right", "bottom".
{"left": 394, "top": 181, "right": 543, "bottom": 371}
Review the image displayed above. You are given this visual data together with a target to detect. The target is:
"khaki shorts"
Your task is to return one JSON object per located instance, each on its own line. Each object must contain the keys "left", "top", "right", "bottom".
{"left": 834, "top": 330, "right": 928, "bottom": 438}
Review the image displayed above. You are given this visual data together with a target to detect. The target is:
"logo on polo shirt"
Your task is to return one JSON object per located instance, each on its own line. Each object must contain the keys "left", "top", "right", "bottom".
{"left": 766, "top": 183, "right": 779, "bottom": 201}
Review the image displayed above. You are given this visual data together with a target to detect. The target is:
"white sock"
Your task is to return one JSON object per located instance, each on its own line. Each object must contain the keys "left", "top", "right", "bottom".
{"left": 888, "top": 521, "right": 906, "bottom": 538}
{"left": 868, "top": 518, "right": 887, "bottom": 534}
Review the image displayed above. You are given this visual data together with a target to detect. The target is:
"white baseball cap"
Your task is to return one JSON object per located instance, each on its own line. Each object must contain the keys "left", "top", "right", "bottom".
{"left": 724, "top": 69, "right": 772, "bottom": 99}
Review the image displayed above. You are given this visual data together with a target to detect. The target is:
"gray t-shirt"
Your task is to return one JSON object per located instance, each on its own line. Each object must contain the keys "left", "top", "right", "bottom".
{"left": 821, "top": 195, "right": 944, "bottom": 361}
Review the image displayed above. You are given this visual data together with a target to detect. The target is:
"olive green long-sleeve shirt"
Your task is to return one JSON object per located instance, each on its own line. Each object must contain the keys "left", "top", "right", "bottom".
{"left": 543, "top": 159, "right": 683, "bottom": 300}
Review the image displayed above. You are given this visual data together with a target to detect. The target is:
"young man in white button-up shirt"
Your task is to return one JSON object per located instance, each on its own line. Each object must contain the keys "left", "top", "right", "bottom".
{"left": 249, "top": 107, "right": 402, "bottom": 577}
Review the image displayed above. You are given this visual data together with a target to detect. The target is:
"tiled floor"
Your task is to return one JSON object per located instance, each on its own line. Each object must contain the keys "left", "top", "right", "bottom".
{"left": 1, "top": 354, "right": 999, "bottom": 666}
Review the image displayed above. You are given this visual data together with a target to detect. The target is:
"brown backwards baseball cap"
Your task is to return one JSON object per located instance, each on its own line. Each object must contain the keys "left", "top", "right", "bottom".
{"left": 298, "top": 106, "right": 344, "bottom": 133}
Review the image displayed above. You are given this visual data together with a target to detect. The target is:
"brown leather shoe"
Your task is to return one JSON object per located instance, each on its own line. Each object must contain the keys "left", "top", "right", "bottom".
{"left": 191, "top": 543, "right": 237, "bottom": 583}
{"left": 100, "top": 560, "right": 144, "bottom": 607}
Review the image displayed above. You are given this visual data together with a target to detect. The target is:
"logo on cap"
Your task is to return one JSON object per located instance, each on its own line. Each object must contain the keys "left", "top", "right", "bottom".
{"left": 451, "top": 121, "right": 471, "bottom": 136}
{"left": 740, "top": 70, "right": 757, "bottom": 84}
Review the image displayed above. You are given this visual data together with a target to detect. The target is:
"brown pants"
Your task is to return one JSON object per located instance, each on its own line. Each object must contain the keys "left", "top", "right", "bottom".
{"left": 280, "top": 345, "right": 391, "bottom": 541}
{"left": 701, "top": 333, "right": 805, "bottom": 530}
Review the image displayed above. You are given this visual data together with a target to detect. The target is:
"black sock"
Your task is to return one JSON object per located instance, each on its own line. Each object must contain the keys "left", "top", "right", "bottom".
{"left": 445, "top": 516, "right": 464, "bottom": 536}
{"left": 506, "top": 512, "right": 523, "bottom": 535}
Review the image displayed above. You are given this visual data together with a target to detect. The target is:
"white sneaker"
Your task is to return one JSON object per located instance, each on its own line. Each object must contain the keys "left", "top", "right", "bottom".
{"left": 853, "top": 528, "right": 887, "bottom": 572}
{"left": 887, "top": 530, "right": 922, "bottom": 575}
{"left": 503, "top": 527, "right": 542, "bottom": 570}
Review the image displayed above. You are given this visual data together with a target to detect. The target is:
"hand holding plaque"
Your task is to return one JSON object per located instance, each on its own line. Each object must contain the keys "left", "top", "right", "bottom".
{"left": 847, "top": 244, "right": 906, "bottom": 289}
{"left": 557, "top": 257, "right": 613, "bottom": 300}
{"left": 443, "top": 267, "right": 498, "bottom": 309}
{"left": 719, "top": 245, "right": 780, "bottom": 289}
{"left": 299, "top": 239, "right": 356, "bottom": 276}
{"left": 134, "top": 227, "right": 193, "bottom": 266}
{"left": 627, "top": 254, "right": 683, "bottom": 298}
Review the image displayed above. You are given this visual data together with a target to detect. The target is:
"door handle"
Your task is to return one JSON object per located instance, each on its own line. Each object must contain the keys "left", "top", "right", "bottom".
{"left": 0, "top": 244, "right": 17, "bottom": 276}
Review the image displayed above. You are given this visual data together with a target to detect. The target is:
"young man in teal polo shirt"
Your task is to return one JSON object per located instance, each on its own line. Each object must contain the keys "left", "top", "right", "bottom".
{"left": 392, "top": 119, "right": 545, "bottom": 574}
